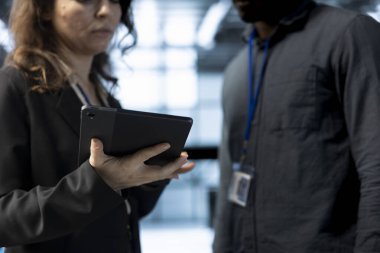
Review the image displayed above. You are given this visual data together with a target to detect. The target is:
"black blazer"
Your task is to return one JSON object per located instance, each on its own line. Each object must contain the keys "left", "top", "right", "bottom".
{"left": 0, "top": 66, "right": 167, "bottom": 253}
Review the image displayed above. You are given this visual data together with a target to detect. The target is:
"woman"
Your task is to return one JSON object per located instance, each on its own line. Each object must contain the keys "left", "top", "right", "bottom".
{"left": 0, "top": 0, "right": 194, "bottom": 252}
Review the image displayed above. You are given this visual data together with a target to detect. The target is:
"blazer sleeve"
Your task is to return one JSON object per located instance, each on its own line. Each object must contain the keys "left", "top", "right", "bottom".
{"left": 332, "top": 15, "right": 380, "bottom": 252}
{"left": 124, "top": 180, "right": 170, "bottom": 219}
{"left": 0, "top": 67, "right": 124, "bottom": 247}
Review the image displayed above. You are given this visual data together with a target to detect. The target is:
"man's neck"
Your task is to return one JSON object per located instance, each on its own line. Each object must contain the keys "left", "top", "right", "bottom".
{"left": 254, "top": 21, "right": 276, "bottom": 39}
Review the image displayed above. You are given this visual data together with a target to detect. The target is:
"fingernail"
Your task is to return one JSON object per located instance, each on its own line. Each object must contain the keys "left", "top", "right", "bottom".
{"left": 163, "top": 143, "right": 171, "bottom": 150}
{"left": 179, "top": 156, "right": 188, "bottom": 163}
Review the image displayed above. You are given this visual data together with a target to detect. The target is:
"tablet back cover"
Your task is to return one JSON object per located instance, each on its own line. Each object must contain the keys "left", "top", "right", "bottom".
{"left": 78, "top": 106, "right": 193, "bottom": 166}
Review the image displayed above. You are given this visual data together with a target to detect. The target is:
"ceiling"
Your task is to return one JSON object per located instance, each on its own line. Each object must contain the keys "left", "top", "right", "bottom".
{"left": 1, "top": 0, "right": 380, "bottom": 71}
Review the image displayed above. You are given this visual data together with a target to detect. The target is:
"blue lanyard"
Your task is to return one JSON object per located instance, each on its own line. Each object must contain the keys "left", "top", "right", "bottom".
{"left": 241, "top": 31, "right": 270, "bottom": 160}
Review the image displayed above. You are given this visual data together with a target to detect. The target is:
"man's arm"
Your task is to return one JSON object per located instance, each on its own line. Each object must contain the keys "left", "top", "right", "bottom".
{"left": 333, "top": 14, "right": 380, "bottom": 252}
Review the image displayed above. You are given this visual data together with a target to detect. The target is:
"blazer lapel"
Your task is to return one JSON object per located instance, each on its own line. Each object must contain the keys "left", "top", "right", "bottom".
{"left": 56, "top": 86, "right": 83, "bottom": 137}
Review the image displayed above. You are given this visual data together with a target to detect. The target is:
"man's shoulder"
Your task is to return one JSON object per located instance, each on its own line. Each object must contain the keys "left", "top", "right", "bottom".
{"left": 307, "top": 3, "right": 380, "bottom": 37}
{"left": 314, "top": 3, "right": 380, "bottom": 26}
{"left": 311, "top": 4, "right": 361, "bottom": 26}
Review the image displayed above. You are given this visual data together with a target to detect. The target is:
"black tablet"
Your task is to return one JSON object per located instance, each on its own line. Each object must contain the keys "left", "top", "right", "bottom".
{"left": 78, "top": 106, "right": 193, "bottom": 166}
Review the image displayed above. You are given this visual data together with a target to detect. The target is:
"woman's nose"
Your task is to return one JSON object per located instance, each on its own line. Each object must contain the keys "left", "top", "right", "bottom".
{"left": 96, "top": 0, "right": 113, "bottom": 18}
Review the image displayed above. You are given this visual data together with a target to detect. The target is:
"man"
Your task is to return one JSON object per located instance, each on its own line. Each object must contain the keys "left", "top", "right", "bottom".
{"left": 213, "top": 0, "right": 380, "bottom": 252}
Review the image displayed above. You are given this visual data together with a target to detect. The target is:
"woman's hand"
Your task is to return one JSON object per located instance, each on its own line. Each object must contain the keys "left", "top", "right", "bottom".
{"left": 89, "top": 138, "right": 195, "bottom": 190}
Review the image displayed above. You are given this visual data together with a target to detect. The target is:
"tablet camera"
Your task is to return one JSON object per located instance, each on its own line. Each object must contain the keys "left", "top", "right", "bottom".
{"left": 87, "top": 112, "right": 95, "bottom": 119}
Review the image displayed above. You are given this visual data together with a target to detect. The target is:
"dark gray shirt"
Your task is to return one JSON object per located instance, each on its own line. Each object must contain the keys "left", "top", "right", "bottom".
{"left": 214, "top": 2, "right": 380, "bottom": 253}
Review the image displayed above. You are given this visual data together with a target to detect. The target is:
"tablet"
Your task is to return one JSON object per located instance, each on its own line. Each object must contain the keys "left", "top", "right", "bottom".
{"left": 78, "top": 106, "right": 193, "bottom": 166}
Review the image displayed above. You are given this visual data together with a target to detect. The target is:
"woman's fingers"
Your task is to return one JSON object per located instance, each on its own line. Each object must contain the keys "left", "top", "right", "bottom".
{"left": 167, "top": 161, "right": 195, "bottom": 180}
{"left": 157, "top": 155, "right": 187, "bottom": 175}
{"left": 176, "top": 152, "right": 195, "bottom": 173}
{"left": 89, "top": 141, "right": 195, "bottom": 189}
{"left": 160, "top": 154, "right": 193, "bottom": 176}
{"left": 177, "top": 162, "right": 196, "bottom": 174}
{"left": 133, "top": 143, "right": 171, "bottom": 162}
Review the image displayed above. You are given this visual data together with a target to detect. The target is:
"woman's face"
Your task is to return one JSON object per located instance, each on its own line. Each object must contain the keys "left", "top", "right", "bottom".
{"left": 51, "top": 0, "right": 122, "bottom": 56}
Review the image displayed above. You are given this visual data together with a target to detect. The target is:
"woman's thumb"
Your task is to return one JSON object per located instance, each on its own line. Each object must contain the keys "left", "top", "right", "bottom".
{"left": 89, "top": 138, "right": 104, "bottom": 166}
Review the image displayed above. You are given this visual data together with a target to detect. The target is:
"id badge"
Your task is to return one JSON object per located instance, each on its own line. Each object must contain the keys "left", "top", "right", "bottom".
{"left": 228, "top": 170, "right": 252, "bottom": 207}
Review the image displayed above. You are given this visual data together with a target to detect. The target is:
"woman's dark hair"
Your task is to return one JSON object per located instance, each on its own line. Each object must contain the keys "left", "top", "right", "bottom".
{"left": 6, "top": 0, "right": 136, "bottom": 92}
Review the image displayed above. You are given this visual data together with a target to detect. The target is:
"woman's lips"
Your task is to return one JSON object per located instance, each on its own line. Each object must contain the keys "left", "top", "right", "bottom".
{"left": 92, "top": 29, "right": 113, "bottom": 38}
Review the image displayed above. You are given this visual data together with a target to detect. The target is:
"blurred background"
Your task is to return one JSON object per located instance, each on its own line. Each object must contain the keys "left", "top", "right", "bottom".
{"left": 1, "top": 0, "right": 380, "bottom": 252}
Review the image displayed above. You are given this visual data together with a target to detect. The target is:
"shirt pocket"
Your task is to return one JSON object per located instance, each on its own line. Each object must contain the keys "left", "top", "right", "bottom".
{"left": 262, "top": 67, "right": 320, "bottom": 131}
